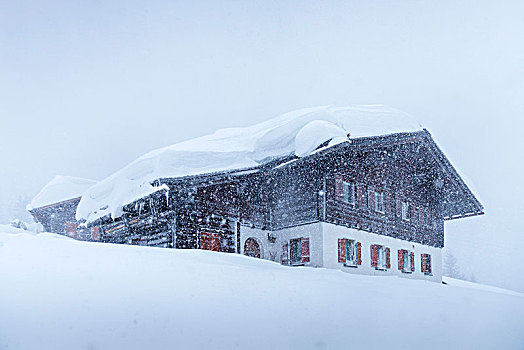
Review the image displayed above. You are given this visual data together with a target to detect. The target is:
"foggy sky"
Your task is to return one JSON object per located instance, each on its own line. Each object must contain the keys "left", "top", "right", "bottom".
{"left": 1, "top": 1, "right": 523, "bottom": 291}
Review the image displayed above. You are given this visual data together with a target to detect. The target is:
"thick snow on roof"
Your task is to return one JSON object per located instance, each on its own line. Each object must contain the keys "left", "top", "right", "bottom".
{"left": 77, "top": 105, "right": 422, "bottom": 223}
{"left": 28, "top": 175, "right": 98, "bottom": 210}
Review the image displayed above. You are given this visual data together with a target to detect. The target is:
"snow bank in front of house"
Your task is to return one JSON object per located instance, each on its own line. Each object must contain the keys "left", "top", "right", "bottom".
{"left": 0, "top": 231, "right": 522, "bottom": 350}
{"left": 77, "top": 105, "right": 422, "bottom": 223}
{"left": 27, "top": 175, "right": 98, "bottom": 210}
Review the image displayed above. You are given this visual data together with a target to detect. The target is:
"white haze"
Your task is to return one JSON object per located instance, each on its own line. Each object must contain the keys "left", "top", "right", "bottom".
{"left": 0, "top": 1, "right": 523, "bottom": 292}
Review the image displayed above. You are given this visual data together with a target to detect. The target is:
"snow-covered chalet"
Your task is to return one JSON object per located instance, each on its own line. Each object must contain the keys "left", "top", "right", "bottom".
{"left": 29, "top": 106, "right": 483, "bottom": 282}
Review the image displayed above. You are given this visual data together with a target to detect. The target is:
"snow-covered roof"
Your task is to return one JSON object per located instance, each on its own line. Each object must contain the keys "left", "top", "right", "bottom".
{"left": 77, "top": 105, "right": 422, "bottom": 223}
{"left": 28, "top": 175, "right": 98, "bottom": 210}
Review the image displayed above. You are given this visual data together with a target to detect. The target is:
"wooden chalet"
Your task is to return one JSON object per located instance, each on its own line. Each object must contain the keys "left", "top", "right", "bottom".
{"left": 30, "top": 106, "right": 483, "bottom": 282}
{"left": 83, "top": 129, "right": 482, "bottom": 282}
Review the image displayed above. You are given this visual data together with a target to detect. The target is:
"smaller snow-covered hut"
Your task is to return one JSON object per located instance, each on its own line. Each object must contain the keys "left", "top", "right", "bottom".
{"left": 27, "top": 175, "right": 98, "bottom": 239}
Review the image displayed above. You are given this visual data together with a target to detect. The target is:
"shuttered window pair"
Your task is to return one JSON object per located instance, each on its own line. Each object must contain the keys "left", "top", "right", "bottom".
{"left": 398, "top": 249, "right": 415, "bottom": 273}
{"left": 282, "top": 238, "right": 310, "bottom": 265}
{"left": 338, "top": 238, "right": 362, "bottom": 266}
{"left": 371, "top": 244, "right": 391, "bottom": 270}
{"left": 421, "top": 253, "right": 432, "bottom": 275}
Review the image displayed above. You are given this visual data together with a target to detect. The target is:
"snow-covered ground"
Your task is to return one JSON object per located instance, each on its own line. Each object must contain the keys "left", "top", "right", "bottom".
{"left": 1, "top": 226, "right": 523, "bottom": 350}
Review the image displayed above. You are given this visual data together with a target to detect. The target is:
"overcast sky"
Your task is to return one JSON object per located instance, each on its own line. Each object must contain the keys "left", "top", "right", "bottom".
{"left": 1, "top": 0, "right": 523, "bottom": 291}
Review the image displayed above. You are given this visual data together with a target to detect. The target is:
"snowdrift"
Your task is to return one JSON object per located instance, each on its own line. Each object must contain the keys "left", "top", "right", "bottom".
{"left": 76, "top": 105, "right": 422, "bottom": 223}
{"left": 1, "top": 229, "right": 522, "bottom": 350}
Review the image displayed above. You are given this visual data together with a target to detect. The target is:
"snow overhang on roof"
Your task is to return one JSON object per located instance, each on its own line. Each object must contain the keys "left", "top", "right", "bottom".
{"left": 27, "top": 175, "right": 98, "bottom": 211}
{"left": 77, "top": 105, "right": 425, "bottom": 223}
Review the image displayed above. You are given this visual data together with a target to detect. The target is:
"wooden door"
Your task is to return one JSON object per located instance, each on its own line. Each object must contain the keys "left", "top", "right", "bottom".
{"left": 200, "top": 232, "right": 220, "bottom": 252}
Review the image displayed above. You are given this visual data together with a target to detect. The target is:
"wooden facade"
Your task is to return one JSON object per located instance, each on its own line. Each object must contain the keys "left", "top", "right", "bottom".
{"left": 83, "top": 129, "right": 482, "bottom": 251}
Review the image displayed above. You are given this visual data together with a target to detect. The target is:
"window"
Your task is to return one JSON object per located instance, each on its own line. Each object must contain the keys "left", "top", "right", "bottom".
{"left": 342, "top": 181, "right": 357, "bottom": 205}
{"left": 374, "top": 191, "right": 385, "bottom": 213}
{"left": 398, "top": 249, "right": 415, "bottom": 273}
{"left": 284, "top": 238, "right": 310, "bottom": 265}
{"left": 421, "top": 254, "right": 432, "bottom": 275}
{"left": 338, "top": 238, "right": 362, "bottom": 267}
{"left": 401, "top": 201, "right": 410, "bottom": 221}
{"left": 363, "top": 185, "right": 369, "bottom": 208}
{"left": 371, "top": 244, "right": 390, "bottom": 270}
{"left": 424, "top": 209, "right": 432, "bottom": 227}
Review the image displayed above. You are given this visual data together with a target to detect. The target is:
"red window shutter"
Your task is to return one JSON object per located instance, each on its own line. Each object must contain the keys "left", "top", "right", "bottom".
{"left": 371, "top": 245, "right": 378, "bottom": 267}
{"left": 282, "top": 243, "right": 289, "bottom": 265}
{"left": 301, "top": 238, "right": 310, "bottom": 263}
{"left": 356, "top": 242, "right": 362, "bottom": 265}
{"left": 338, "top": 238, "right": 347, "bottom": 263}
{"left": 398, "top": 249, "right": 404, "bottom": 270}
{"left": 385, "top": 247, "right": 391, "bottom": 269}
{"left": 335, "top": 175, "right": 344, "bottom": 201}
{"left": 421, "top": 254, "right": 427, "bottom": 273}
{"left": 368, "top": 187, "right": 375, "bottom": 210}
{"left": 410, "top": 252, "right": 415, "bottom": 272}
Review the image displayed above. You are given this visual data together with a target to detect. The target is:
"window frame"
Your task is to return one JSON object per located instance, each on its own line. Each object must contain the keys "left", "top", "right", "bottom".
{"left": 289, "top": 238, "right": 302, "bottom": 264}
{"left": 374, "top": 191, "right": 385, "bottom": 213}
{"left": 373, "top": 245, "right": 388, "bottom": 270}
{"left": 345, "top": 240, "right": 357, "bottom": 267}
{"left": 401, "top": 201, "right": 410, "bottom": 221}
{"left": 422, "top": 253, "right": 432, "bottom": 275}
{"left": 400, "top": 249, "right": 414, "bottom": 273}
{"left": 342, "top": 180, "right": 357, "bottom": 205}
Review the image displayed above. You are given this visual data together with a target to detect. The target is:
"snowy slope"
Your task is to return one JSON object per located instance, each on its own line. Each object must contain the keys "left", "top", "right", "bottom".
{"left": 76, "top": 105, "right": 422, "bottom": 223}
{"left": 0, "top": 229, "right": 522, "bottom": 350}
{"left": 27, "top": 175, "right": 97, "bottom": 210}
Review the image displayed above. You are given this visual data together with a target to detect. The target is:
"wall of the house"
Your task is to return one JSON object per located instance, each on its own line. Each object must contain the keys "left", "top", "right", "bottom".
{"left": 269, "top": 164, "right": 321, "bottom": 229}
{"left": 321, "top": 222, "right": 442, "bottom": 282}
{"left": 319, "top": 139, "right": 446, "bottom": 247}
{"left": 240, "top": 221, "right": 441, "bottom": 282}
{"left": 240, "top": 222, "right": 323, "bottom": 267}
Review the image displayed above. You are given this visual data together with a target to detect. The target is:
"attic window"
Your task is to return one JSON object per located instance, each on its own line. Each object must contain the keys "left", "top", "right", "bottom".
{"left": 374, "top": 192, "right": 385, "bottom": 213}
{"left": 401, "top": 201, "right": 410, "bottom": 221}
{"left": 343, "top": 181, "right": 357, "bottom": 205}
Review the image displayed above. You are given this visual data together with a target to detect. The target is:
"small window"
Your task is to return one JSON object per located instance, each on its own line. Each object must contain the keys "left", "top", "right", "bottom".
{"left": 371, "top": 244, "right": 390, "bottom": 270}
{"left": 398, "top": 249, "right": 415, "bottom": 273}
{"left": 424, "top": 209, "right": 431, "bottom": 226}
{"left": 288, "top": 238, "right": 310, "bottom": 265}
{"left": 401, "top": 201, "right": 410, "bottom": 221}
{"left": 346, "top": 240, "right": 356, "bottom": 266}
{"left": 342, "top": 181, "right": 357, "bottom": 205}
{"left": 421, "top": 253, "right": 432, "bottom": 275}
{"left": 290, "top": 239, "right": 302, "bottom": 264}
{"left": 338, "top": 238, "right": 362, "bottom": 266}
{"left": 374, "top": 192, "right": 385, "bottom": 213}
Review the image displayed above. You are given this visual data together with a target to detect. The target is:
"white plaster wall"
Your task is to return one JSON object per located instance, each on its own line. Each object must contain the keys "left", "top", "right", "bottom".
{"left": 239, "top": 223, "right": 323, "bottom": 267}
{"left": 238, "top": 222, "right": 442, "bottom": 282}
{"left": 322, "top": 222, "right": 442, "bottom": 282}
